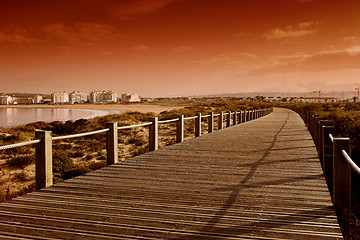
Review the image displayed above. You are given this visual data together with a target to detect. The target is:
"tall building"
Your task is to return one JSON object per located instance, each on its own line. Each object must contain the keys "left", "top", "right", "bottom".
{"left": 90, "top": 90, "right": 117, "bottom": 103}
{"left": 13, "top": 97, "right": 34, "bottom": 105}
{"left": 51, "top": 91, "right": 69, "bottom": 104}
{"left": 121, "top": 93, "right": 141, "bottom": 102}
{"left": 0, "top": 95, "right": 12, "bottom": 105}
{"left": 35, "top": 95, "right": 43, "bottom": 104}
{"left": 69, "top": 91, "right": 88, "bottom": 104}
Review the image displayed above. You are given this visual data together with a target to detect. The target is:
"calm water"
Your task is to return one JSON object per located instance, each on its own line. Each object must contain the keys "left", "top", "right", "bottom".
{"left": 0, "top": 108, "right": 124, "bottom": 128}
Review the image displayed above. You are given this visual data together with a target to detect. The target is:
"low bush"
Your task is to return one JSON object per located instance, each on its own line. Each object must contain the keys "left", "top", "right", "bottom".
{"left": 70, "top": 151, "right": 85, "bottom": 158}
{"left": 6, "top": 155, "right": 34, "bottom": 168}
{"left": 13, "top": 172, "right": 30, "bottom": 182}
{"left": 62, "top": 166, "right": 91, "bottom": 180}
{"left": 53, "top": 151, "right": 74, "bottom": 174}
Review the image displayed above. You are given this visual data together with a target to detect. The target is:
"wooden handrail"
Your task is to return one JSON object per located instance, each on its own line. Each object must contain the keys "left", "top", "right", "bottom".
{"left": 0, "top": 108, "right": 272, "bottom": 192}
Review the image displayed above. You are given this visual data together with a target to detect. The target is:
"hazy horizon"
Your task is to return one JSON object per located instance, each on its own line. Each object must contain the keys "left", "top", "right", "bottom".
{"left": 1, "top": 0, "right": 360, "bottom": 97}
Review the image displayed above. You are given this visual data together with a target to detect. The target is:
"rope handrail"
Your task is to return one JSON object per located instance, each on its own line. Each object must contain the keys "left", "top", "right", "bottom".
{"left": 0, "top": 139, "right": 41, "bottom": 150}
{"left": 52, "top": 128, "right": 109, "bottom": 141}
{"left": 183, "top": 116, "right": 198, "bottom": 120}
{"left": 329, "top": 133, "right": 334, "bottom": 143}
{"left": 118, "top": 122, "right": 152, "bottom": 130}
{"left": 0, "top": 107, "right": 271, "bottom": 150}
{"left": 341, "top": 150, "right": 360, "bottom": 176}
{"left": 158, "top": 118, "right": 178, "bottom": 124}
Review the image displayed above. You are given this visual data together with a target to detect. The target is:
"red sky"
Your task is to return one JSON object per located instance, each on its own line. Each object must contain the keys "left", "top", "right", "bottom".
{"left": 1, "top": 0, "right": 360, "bottom": 97}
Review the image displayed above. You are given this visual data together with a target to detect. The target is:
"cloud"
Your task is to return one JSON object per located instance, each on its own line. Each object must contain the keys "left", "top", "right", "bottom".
{"left": 346, "top": 45, "right": 360, "bottom": 56}
{"left": 42, "top": 23, "right": 127, "bottom": 44}
{"left": 173, "top": 46, "right": 193, "bottom": 52}
{"left": 234, "top": 32, "right": 252, "bottom": 37}
{"left": 297, "top": 0, "right": 316, "bottom": 2}
{"left": 132, "top": 45, "right": 150, "bottom": 52}
{"left": 344, "top": 36, "right": 360, "bottom": 41}
{"left": 246, "top": 46, "right": 360, "bottom": 76}
{"left": 112, "top": 0, "right": 181, "bottom": 19}
{"left": 194, "top": 52, "right": 258, "bottom": 65}
{"left": 264, "top": 21, "right": 320, "bottom": 40}
{"left": 0, "top": 28, "right": 40, "bottom": 44}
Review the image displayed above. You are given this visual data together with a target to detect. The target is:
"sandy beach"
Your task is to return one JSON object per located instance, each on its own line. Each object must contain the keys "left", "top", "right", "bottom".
{"left": 0, "top": 103, "right": 184, "bottom": 114}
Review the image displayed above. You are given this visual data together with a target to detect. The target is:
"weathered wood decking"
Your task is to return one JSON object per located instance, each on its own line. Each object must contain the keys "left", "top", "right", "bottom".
{"left": 0, "top": 108, "right": 342, "bottom": 239}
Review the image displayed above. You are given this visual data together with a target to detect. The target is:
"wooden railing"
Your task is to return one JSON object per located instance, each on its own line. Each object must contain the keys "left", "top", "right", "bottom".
{"left": 0, "top": 108, "right": 272, "bottom": 190}
{"left": 307, "top": 112, "right": 360, "bottom": 240}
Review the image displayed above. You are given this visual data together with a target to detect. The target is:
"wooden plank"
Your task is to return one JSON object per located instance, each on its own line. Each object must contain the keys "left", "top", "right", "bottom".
{"left": 0, "top": 108, "right": 342, "bottom": 239}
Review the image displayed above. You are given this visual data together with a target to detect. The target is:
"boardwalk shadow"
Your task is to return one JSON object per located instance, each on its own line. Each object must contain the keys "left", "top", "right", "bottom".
{"left": 168, "top": 113, "right": 336, "bottom": 239}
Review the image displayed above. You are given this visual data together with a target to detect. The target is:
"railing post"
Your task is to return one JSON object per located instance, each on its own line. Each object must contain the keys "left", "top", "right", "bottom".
{"left": 106, "top": 122, "right": 119, "bottom": 165}
{"left": 149, "top": 117, "right": 158, "bottom": 151}
{"left": 218, "top": 111, "right": 223, "bottom": 130}
{"left": 309, "top": 112, "right": 313, "bottom": 136}
{"left": 176, "top": 115, "right": 184, "bottom": 143}
{"left": 239, "top": 111, "right": 243, "bottom": 124}
{"left": 333, "top": 137, "right": 351, "bottom": 239}
{"left": 233, "top": 111, "right": 237, "bottom": 125}
{"left": 318, "top": 120, "right": 328, "bottom": 161}
{"left": 323, "top": 126, "right": 334, "bottom": 189}
{"left": 195, "top": 113, "right": 201, "bottom": 137}
{"left": 307, "top": 111, "right": 312, "bottom": 128}
{"left": 227, "top": 111, "right": 231, "bottom": 127}
{"left": 35, "top": 130, "right": 53, "bottom": 190}
{"left": 208, "top": 112, "right": 214, "bottom": 133}
{"left": 243, "top": 111, "right": 247, "bottom": 122}
{"left": 314, "top": 116, "right": 321, "bottom": 149}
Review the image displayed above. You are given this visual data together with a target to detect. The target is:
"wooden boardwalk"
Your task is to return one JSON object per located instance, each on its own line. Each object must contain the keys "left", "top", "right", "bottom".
{"left": 0, "top": 108, "right": 342, "bottom": 239}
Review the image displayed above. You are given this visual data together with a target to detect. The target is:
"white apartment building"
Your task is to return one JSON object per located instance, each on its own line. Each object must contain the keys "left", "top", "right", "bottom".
{"left": 51, "top": 91, "right": 69, "bottom": 104}
{"left": 121, "top": 93, "right": 141, "bottom": 102}
{"left": 90, "top": 90, "right": 117, "bottom": 103}
{"left": 13, "top": 97, "right": 34, "bottom": 105}
{"left": 35, "top": 95, "right": 43, "bottom": 104}
{"left": 69, "top": 91, "right": 88, "bottom": 104}
{"left": 0, "top": 95, "right": 12, "bottom": 105}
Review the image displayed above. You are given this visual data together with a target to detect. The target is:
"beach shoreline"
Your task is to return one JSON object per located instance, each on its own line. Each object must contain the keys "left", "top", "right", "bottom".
{"left": 0, "top": 103, "right": 184, "bottom": 114}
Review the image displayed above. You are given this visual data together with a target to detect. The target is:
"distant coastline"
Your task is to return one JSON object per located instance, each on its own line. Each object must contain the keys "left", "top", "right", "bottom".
{"left": 0, "top": 103, "right": 183, "bottom": 114}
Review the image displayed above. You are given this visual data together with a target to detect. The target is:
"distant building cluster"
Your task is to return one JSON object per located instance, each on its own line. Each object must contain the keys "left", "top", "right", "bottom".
{"left": 0, "top": 90, "right": 143, "bottom": 105}
{"left": 0, "top": 94, "right": 42, "bottom": 105}
{"left": 51, "top": 91, "right": 69, "bottom": 104}
{"left": 121, "top": 93, "right": 141, "bottom": 102}
{"left": 89, "top": 90, "right": 117, "bottom": 104}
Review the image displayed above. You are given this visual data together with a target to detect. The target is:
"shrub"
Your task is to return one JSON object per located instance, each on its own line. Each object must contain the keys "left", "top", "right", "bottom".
{"left": 70, "top": 151, "right": 85, "bottom": 158}
{"left": 62, "top": 166, "right": 91, "bottom": 180}
{"left": 13, "top": 172, "right": 30, "bottom": 182}
{"left": 128, "top": 137, "right": 146, "bottom": 146}
{"left": 88, "top": 161, "right": 106, "bottom": 170}
{"left": 6, "top": 155, "right": 34, "bottom": 168}
{"left": 53, "top": 151, "right": 74, "bottom": 174}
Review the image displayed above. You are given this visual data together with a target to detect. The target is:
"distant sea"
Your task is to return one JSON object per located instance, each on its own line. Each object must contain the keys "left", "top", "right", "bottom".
{"left": 0, "top": 108, "right": 124, "bottom": 128}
